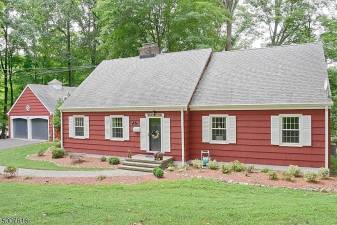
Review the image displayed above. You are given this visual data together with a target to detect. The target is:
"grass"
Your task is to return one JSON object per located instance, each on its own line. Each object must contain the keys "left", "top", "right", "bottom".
{"left": 0, "top": 143, "right": 103, "bottom": 171}
{"left": 0, "top": 179, "right": 337, "bottom": 225}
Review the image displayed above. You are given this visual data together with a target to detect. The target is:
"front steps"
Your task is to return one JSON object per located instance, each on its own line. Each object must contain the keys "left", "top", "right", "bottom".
{"left": 120, "top": 154, "right": 173, "bottom": 173}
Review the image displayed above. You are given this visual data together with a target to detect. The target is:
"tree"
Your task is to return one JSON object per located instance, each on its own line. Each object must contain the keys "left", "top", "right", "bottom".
{"left": 321, "top": 17, "right": 337, "bottom": 62}
{"left": 248, "top": 0, "right": 316, "bottom": 46}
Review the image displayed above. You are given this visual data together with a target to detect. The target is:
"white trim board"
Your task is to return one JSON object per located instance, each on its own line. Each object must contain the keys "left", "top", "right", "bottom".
{"left": 60, "top": 106, "right": 187, "bottom": 112}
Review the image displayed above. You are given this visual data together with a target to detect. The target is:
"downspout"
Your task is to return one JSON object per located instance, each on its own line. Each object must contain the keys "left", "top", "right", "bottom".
{"left": 325, "top": 106, "right": 329, "bottom": 168}
{"left": 180, "top": 109, "right": 185, "bottom": 166}
{"left": 60, "top": 110, "right": 63, "bottom": 149}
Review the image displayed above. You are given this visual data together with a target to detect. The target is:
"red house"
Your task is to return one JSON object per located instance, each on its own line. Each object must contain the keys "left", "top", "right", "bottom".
{"left": 60, "top": 43, "right": 332, "bottom": 169}
{"left": 8, "top": 79, "right": 75, "bottom": 141}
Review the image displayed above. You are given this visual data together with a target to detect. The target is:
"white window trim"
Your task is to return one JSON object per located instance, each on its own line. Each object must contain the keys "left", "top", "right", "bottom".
{"left": 146, "top": 115, "right": 164, "bottom": 153}
{"left": 73, "top": 115, "right": 86, "bottom": 139}
{"left": 209, "top": 114, "right": 229, "bottom": 144}
{"left": 279, "top": 114, "right": 302, "bottom": 147}
{"left": 109, "top": 115, "right": 125, "bottom": 141}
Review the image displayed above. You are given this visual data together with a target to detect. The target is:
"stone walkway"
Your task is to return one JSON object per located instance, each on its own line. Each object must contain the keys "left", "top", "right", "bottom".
{"left": 0, "top": 165, "right": 149, "bottom": 178}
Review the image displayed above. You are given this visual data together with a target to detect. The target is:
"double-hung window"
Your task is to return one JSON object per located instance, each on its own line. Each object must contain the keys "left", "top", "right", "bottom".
{"left": 211, "top": 116, "right": 227, "bottom": 142}
{"left": 74, "top": 117, "right": 85, "bottom": 137}
{"left": 111, "top": 117, "right": 123, "bottom": 139}
{"left": 281, "top": 116, "right": 300, "bottom": 144}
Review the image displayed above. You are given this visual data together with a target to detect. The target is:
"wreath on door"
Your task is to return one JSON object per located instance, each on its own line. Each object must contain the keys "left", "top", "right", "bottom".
{"left": 151, "top": 130, "right": 160, "bottom": 139}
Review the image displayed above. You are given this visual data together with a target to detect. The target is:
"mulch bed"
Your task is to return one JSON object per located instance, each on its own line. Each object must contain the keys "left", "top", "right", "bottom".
{"left": 27, "top": 149, "right": 118, "bottom": 169}
{"left": 0, "top": 167, "right": 337, "bottom": 193}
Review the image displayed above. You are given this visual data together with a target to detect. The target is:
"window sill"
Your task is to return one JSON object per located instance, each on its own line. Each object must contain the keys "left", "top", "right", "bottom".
{"left": 209, "top": 140, "right": 230, "bottom": 145}
{"left": 72, "top": 136, "right": 87, "bottom": 139}
{"left": 109, "top": 138, "right": 125, "bottom": 141}
{"left": 279, "top": 143, "right": 303, "bottom": 147}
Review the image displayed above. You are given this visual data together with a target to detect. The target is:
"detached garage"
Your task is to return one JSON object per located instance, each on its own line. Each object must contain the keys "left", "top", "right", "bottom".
{"left": 7, "top": 79, "right": 75, "bottom": 141}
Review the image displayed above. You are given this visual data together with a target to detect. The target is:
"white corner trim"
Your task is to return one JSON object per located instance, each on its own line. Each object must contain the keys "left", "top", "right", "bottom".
{"left": 325, "top": 106, "right": 329, "bottom": 168}
{"left": 180, "top": 109, "right": 185, "bottom": 166}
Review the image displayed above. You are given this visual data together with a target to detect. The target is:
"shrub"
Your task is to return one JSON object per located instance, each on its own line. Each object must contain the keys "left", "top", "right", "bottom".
{"left": 246, "top": 165, "right": 255, "bottom": 173}
{"left": 100, "top": 156, "right": 107, "bottom": 162}
{"left": 287, "top": 165, "right": 302, "bottom": 177}
{"left": 222, "top": 165, "right": 232, "bottom": 174}
{"left": 282, "top": 171, "right": 294, "bottom": 182}
{"left": 167, "top": 166, "right": 175, "bottom": 172}
{"left": 153, "top": 167, "right": 164, "bottom": 178}
{"left": 268, "top": 171, "right": 278, "bottom": 180}
{"left": 318, "top": 168, "right": 330, "bottom": 179}
{"left": 37, "top": 150, "right": 45, "bottom": 157}
{"left": 191, "top": 159, "right": 202, "bottom": 169}
{"left": 331, "top": 155, "right": 337, "bottom": 175}
{"left": 304, "top": 172, "right": 319, "bottom": 183}
{"left": 3, "top": 166, "right": 17, "bottom": 178}
{"left": 109, "top": 157, "right": 120, "bottom": 165}
{"left": 96, "top": 175, "right": 106, "bottom": 181}
{"left": 208, "top": 160, "right": 219, "bottom": 170}
{"left": 51, "top": 148, "right": 65, "bottom": 159}
{"left": 331, "top": 136, "right": 337, "bottom": 145}
{"left": 52, "top": 141, "right": 61, "bottom": 148}
{"left": 230, "top": 160, "right": 245, "bottom": 172}
{"left": 261, "top": 168, "right": 270, "bottom": 173}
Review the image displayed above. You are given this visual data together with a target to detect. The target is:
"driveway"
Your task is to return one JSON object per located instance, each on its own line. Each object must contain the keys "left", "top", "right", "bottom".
{"left": 0, "top": 139, "right": 44, "bottom": 150}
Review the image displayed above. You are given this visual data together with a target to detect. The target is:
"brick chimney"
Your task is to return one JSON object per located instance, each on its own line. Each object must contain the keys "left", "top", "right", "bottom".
{"left": 139, "top": 43, "right": 160, "bottom": 58}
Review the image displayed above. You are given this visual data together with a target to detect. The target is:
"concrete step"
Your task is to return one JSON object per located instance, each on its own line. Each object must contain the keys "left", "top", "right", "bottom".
{"left": 119, "top": 165, "right": 154, "bottom": 173}
{"left": 121, "top": 161, "right": 159, "bottom": 168}
{"left": 124, "top": 158, "right": 162, "bottom": 164}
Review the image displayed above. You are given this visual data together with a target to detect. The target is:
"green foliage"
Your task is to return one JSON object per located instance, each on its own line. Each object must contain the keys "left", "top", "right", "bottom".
{"left": 282, "top": 171, "right": 294, "bottom": 182}
{"left": 96, "top": 175, "right": 106, "bottom": 181}
{"left": 37, "top": 150, "right": 45, "bottom": 157}
{"left": 246, "top": 165, "right": 255, "bottom": 173}
{"left": 208, "top": 160, "right": 219, "bottom": 170}
{"left": 261, "top": 168, "right": 270, "bottom": 173}
{"left": 321, "top": 17, "right": 337, "bottom": 61}
{"left": 331, "top": 155, "right": 337, "bottom": 175}
{"left": 268, "top": 171, "right": 278, "bottom": 180}
{"left": 318, "top": 168, "right": 330, "bottom": 179}
{"left": 328, "top": 69, "right": 337, "bottom": 137}
{"left": 287, "top": 165, "right": 302, "bottom": 178}
{"left": 153, "top": 167, "right": 164, "bottom": 178}
{"left": 191, "top": 159, "right": 203, "bottom": 169}
{"left": 51, "top": 148, "right": 65, "bottom": 159}
{"left": 3, "top": 166, "right": 17, "bottom": 178}
{"left": 304, "top": 172, "right": 319, "bottom": 183}
{"left": 222, "top": 164, "right": 232, "bottom": 174}
{"left": 53, "top": 99, "right": 63, "bottom": 130}
{"left": 108, "top": 157, "right": 120, "bottom": 165}
{"left": 52, "top": 141, "right": 61, "bottom": 148}
{"left": 230, "top": 160, "right": 246, "bottom": 172}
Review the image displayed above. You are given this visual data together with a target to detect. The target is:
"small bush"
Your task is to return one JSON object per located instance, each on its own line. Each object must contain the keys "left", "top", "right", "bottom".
{"left": 304, "top": 172, "right": 319, "bottom": 183}
{"left": 167, "top": 166, "right": 175, "bottom": 172}
{"left": 37, "top": 150, "right": 45, "bottom": 157}
{"left": 282, "top": 171, "right": 294, "bottom": 182}
{"left": 230, "top": 160, "right": 246, "bottom": 172}
{"left": 222, "top": 165, "right": 232, "bottom": 174}
{"left": 246, "top": 165, "right": 255, "bottom": 173}
{"left": 153, "top": 167, "right": 164, "bottom": 178}
{"left": 109, "top": 157, "right": 120, "bottom": 165}
{"left": 268, "top": 171, "right": 278, "bottom": 180}
{"left": 331, "top": 136, "right": 337, "bottom": 145}
{"left": 51, "top": 148, "right": 65, "bottom": 159}
{"left": 96, "top": 175, "right": 106, "bottom": 181}
{"left": 287, "top": 165, "right": 302, "bottom": 177}
{"left": 208, "top": 160, "right": 219, "bottom": 170}
{"left": 3, "top": 166, "right": 17, "bottom": 178}
{"left": 52, "top": 141, "right": 61, "bottom": 148}
{"left": 318, "top": 168, "right": 330, "bottom": 179}
{"left": 191, "top": 159, "right": 202, "bottom": 169}
{"left": 100, "top": 156, "right": 107, "bottom": 162}
{"left": 261, "top": 168, "right": 270, "bottom": 173}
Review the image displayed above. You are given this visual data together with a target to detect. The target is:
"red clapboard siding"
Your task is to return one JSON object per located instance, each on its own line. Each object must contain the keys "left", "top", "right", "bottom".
{"left": 62, "top": 111, "right": 183, "bottom": 160}
{"left": 8, "top": 87, "right": 53, "bottom": 141}
{"left": 188, "top": 109, "right": 326, "bottom": 167}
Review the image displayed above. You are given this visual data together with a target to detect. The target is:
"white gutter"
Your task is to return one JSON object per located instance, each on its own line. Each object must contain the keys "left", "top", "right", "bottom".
{"left": 325, "top": 106, "right": 329, "bottom": 168}
{"left": 60, "top": 111, "right": 63, "bottom": 149}
{"left": 180, "top": 109, "right": 185, "bottom": 166}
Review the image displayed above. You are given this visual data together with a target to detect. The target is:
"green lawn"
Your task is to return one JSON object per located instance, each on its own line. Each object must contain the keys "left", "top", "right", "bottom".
{"left": 0, "top": 179, "right": 337, "bottom": 225}
{"left": 0, "top": 143, "right": 102, "bottom": 171}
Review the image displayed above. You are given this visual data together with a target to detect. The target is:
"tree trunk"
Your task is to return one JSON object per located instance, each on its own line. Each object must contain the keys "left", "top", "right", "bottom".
{"left": 225, "top": 21, "right": 233, "bottom": 51}
{"left": 1, "top": 27, "right": 9, "bottom": 139}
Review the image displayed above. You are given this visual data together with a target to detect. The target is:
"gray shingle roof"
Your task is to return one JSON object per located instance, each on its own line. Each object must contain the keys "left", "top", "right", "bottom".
{"left": 61, "top": 48, "right": 212, "bottom": 110}
{"left": 190, "top": 43, "right": 332, "bottom": 107}
{"left": 28, "top": 84, "right": 76, "bottom": 113}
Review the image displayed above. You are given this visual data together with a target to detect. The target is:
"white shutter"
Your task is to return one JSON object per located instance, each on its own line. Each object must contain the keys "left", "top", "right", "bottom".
{"left": 271, "top": 116, "right": 280, "bottom": 145}
{"left": 105, "top": 116, "right": 111, "bottom": 139}
{"left": 162, "top": 118, "right": 171, "bottom": 152}
{"left": 68, "top": 116, "right": 74, "bottom": 138}
{"left": 140, "top": 118, "right": 149, "bottom": 150}
{"left": 123, "top": 116, "right": 129, "bottom": 141}
{"left": 301, "top": 115, "right": 311, "bottom": 146}
{"left": 227, "top": 116, "right": 236, "bottom": 144}
{"left": 202, "top": 116, "right": 210, "bottom": 143}
{"left": 84, "top": 116, "right": 90, "bottom": 139}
